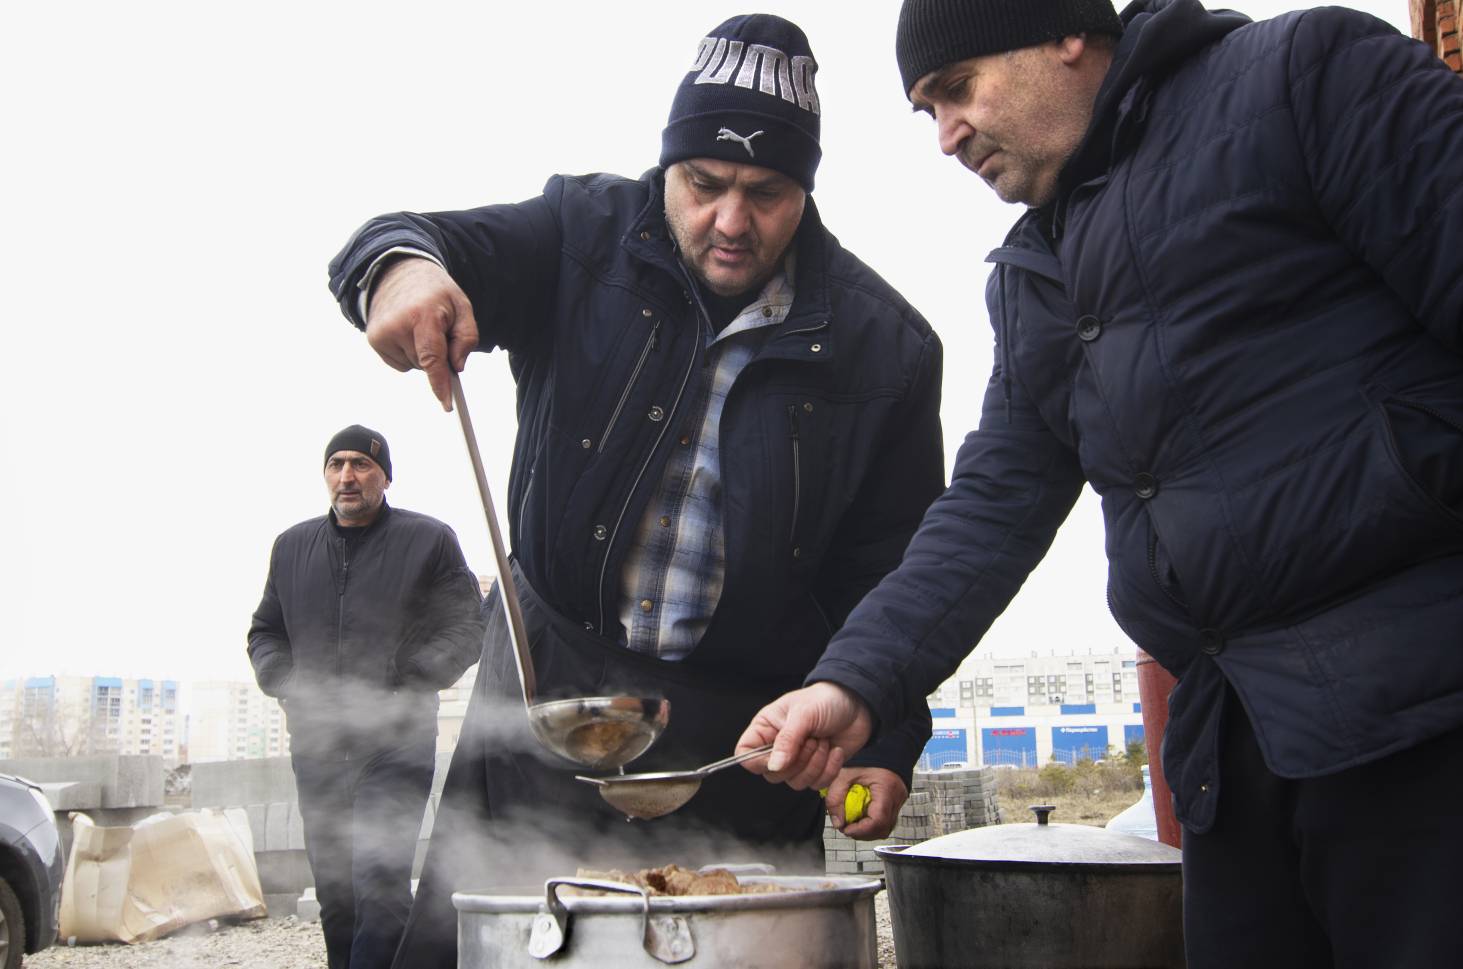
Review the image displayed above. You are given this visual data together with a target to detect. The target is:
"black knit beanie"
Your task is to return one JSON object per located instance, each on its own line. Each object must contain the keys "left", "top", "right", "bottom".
{"left": 896, "top": 0, "right": 1123, "bottom": 94}
{"left": 660, "top": 13, "right": 822, "bottom": 191}
{"left": 324, "top": 424, "right": 392, "bottom": 481}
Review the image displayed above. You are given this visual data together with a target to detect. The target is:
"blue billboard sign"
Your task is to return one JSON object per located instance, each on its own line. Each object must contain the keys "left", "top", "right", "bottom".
{"left": 1051, "top": 725, "right": 1110, "bottom": 765}
{"left": 981, "top": 726, "right": 1038, "bottom": 768}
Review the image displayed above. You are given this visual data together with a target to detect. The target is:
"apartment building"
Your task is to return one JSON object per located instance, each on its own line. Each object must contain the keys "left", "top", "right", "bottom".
{"left": 0, "top": 675, "right": 182, "bottom": 762}
{"left": 920, "top": 646, "right": 1144, "bottom": 769}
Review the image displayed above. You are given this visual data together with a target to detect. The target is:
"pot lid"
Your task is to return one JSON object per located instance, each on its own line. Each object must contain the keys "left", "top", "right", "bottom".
{"left": 882, "top": 805, "right": 1181, "bottom": 870}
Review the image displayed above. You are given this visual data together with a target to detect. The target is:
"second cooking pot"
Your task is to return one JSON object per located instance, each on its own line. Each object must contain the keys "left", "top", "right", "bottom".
{"left": 877, "top": 806, "right": 1184, "bottom": 969}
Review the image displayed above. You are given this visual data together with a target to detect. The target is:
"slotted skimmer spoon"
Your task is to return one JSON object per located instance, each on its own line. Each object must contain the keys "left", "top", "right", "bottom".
{"left": 575, "top": 745, "right": 774, "bottom": 819}
{"left": 451, "top": 372, "right": 670, "bottom": 770}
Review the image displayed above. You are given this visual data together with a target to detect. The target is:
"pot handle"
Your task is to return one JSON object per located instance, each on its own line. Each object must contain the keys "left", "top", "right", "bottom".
{"left": 530, "top": 878, "right": 696, "bottom": 965}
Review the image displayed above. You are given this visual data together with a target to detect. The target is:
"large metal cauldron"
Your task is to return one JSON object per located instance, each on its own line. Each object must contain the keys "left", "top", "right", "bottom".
{"left": 877, "top": 806, "right": 1184, "bottom": 969}
{"left": 455, "top": 872, "right": 881, "bottom": 968}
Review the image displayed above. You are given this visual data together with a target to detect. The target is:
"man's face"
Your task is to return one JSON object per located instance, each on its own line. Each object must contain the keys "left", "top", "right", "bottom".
{"left": 324, "top": 450, "right": 389, "bottom": 525}
{"left": 664, "top": 159, "right": 806, "bottom": 298}
{"left": 910, "top": 44, "right": 1094, "bottom": 207}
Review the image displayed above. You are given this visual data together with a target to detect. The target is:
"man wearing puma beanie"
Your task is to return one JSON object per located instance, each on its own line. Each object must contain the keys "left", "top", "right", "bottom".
{"left": 739, "top": 2, "right": 1463, "bottom": 968}
{"left": 327, "top": 12, "right": 944, "bottom": 969}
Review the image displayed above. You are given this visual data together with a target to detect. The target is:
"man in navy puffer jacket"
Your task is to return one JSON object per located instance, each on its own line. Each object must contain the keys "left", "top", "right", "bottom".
{"left": 738, "top": 1, "right": 1463, "bottom": 964}
{"left": 329, "top": 15, "right": 943, "bottom": 969}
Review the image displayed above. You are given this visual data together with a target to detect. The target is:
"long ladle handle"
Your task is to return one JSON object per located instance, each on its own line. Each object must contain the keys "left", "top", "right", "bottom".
{"left": 451, "top": 372, "right": 536, "bottom": 704}
{"left": 696, "top": 744, "right": 775, "bottom": 775}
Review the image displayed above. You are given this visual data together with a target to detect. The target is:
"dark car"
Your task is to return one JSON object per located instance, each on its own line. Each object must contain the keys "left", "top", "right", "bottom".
{"left": 0, "top": 773, "right": 62, "bottom": 968}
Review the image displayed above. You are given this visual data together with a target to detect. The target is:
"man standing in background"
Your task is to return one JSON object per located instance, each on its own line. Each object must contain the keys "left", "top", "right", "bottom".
{"left": 248, "top": 425, "right": 484, "bottom": 969}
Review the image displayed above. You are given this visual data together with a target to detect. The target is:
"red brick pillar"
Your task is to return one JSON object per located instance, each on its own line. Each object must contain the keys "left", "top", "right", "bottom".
{"left": 1136, "top": 650, "right": 1183, "bottom": 849}
{"left": 1413, "top": 0, "right": 1462, "bottom": 72}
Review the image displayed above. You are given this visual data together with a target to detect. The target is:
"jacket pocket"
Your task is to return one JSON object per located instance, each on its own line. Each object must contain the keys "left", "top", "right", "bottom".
{"left": 597, "top": 320, "right": 661, "bottom": 455}
{"left": 1379, "top": 397, "right": 1463, "bottom": 527}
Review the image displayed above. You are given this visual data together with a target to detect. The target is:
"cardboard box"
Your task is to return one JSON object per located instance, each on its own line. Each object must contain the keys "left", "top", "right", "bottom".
{"left": 59, "top": 808, "right": 266, "bottom": 944}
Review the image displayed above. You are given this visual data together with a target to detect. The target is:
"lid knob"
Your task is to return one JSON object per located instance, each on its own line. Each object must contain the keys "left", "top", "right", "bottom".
{"left": 1030, "top": 804, "right": 1056, "bottom": 826}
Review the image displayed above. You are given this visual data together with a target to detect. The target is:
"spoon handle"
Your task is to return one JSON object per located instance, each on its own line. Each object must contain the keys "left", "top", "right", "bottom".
{"left": 697, "top": 744, "right": 775, "bottom": 775}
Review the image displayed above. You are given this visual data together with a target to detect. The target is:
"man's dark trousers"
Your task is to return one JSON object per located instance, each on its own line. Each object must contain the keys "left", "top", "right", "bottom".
{"left": 1182, "top": 692, "right": 1463, "bottom": 969}
{"left": 292, "top": 739, "right": 437, "bottom": 969}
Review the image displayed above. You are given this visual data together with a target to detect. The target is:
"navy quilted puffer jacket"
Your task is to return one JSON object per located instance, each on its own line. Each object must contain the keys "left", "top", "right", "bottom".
{"left": 811, "top": 0, "right": 1463, "bottom": 832}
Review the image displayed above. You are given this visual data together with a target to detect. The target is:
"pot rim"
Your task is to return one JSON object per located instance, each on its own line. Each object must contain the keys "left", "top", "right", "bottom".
{"left": 452, "top": 874, "right": 881, "bottom": 915}
{"left": 875, "top": 842, "right": 1181, "bottom": 873}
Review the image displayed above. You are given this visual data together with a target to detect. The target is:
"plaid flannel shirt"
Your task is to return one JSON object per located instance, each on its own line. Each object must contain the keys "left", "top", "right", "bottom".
{"left": 618, "top": 268, "right": 794, "bottom": 659}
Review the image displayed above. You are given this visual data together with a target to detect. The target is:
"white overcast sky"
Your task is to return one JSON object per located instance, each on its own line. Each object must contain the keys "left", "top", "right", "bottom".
{"left": 0, "top": 1, "right": 1411, "bottom": 684}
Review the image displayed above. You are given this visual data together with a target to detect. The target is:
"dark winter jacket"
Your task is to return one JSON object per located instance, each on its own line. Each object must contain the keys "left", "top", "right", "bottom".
{"left": 328, "top": 169, "right": 944, "bottom": 779}
{"left": 810, "top": 0, "right": 1463, "bottom": 831}
{"left": 248, "top": 503, "right": 485, "bottom": 756}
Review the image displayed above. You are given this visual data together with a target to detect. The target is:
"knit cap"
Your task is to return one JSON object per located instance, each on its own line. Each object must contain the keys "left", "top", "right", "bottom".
{"left": 324, "top": 424, "right": 392, "bottom": 481}
{"left": 895, "top": 0, "right": 1122, "bottom": 94}
{"left": 660, "top": 13, "right": 822, "bottom": 191}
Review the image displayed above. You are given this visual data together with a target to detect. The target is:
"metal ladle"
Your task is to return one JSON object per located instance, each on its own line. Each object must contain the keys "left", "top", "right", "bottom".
{"left": 451, "top": 373, "right": 670, "bottom": 770}
{"left": 574, "top": 745, "right": 774, "bottom": 819}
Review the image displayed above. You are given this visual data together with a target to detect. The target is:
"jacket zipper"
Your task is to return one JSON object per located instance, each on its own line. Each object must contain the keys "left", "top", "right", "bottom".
{"left": 597, "top": 320, "right": 662, "bottom": 455}
{"left": 1146, "top": 529, "right": 1187, "bottom": 610}
{"left": 787, "top": 404, "right": 802, "bottom": 545}
{"left": 595, "top": 316, "right": 700, "bottom": 633}
{"left": 335, "top": 535, "right": 351, "bottom": 759}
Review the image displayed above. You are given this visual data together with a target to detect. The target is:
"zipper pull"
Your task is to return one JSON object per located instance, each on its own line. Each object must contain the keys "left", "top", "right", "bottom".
{"left": 787, "top": 404, "right": 800, "bottom": 439}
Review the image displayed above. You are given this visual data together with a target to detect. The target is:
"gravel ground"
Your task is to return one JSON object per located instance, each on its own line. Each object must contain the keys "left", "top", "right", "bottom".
{"left": 25, "top": 892, "right": 900, "bottom": 968}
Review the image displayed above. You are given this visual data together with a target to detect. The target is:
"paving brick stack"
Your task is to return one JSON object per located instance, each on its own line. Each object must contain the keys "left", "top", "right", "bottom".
{"left": 822, "top": 766, "right": 1002, "bottom": 876}
{"left": 914, "top": 766, "right": 1002, "bottom": 835}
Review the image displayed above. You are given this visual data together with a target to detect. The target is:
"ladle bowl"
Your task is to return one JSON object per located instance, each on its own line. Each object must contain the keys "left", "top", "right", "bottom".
{"left": 452, "top": 373, "right": 669, "bottom": 772}
{"left": 529, "top": 696, "right": 671, "bottom": 771}
{"left": 576, "top": 745, "right": 773, "bottom": 819}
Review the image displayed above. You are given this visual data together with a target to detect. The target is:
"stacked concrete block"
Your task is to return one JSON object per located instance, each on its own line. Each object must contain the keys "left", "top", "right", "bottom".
{"left": 190, "top": 756, "right": 296, "bottom": 808}
{"left": 913, "top": 765, "right": 1001, "bottom": 835}
{"left": 0, "top": 754, "right": 166, "bottom": 809}
{"left": 822, "top": 767, "right": 1003, "bottom": 877}
{"left": 823, "top": 791, "right": 930, "bottom": 877}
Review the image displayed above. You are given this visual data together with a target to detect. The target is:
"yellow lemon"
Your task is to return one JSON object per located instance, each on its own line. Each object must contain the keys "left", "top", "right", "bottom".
{"left": 818, "top": 783, "right": 871, "bottom": 824}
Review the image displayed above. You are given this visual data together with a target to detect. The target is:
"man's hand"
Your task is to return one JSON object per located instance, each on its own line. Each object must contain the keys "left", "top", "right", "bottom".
{"left": 825, "top": 767, "right": 908, "bottom": 840}
{"left": 364, "top": 257, "right": 479, "bottom": 411}
{"left": 735, "top": 682, "right": 874, "bottom": 791}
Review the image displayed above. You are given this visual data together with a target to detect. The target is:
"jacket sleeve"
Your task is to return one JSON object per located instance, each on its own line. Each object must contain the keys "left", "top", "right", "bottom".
{"left": 247, "top": 538, "right": 294, "bottom": 698}
{"left": 806, "top": 280, "right": 1085, "bottom": 733}
{"left": 1287, "top": 10, "right": 1463, "bottom": 351}
{"left": 325, "top": 176, "right": 569, "bottom": 355}
{"left": 396, "top": 528, "right": 486, "bottom": 691}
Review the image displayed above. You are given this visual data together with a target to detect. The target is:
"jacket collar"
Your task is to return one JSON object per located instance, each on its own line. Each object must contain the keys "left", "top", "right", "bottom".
{"left": 1056, "top": 0, "right": 1251, "bottom": 208}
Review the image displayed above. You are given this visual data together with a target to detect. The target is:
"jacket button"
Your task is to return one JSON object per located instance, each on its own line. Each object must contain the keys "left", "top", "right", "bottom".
{"left": 580, "top": 438, "right": 592, "bottom": 449}
{"left": 639, "top": 231, "right": 651, "bottom": 241}
{"left": 648, "top": 405, "right": 665, "bottom": 422}
{"left": 659, "top": 516, "right": 671, "bottom": 528}
{"left": 592, "top": 525, "right": 607, "bottom": 541}
{"left": 583, "top": 621, "right": 595, "bottom": 630}
{"left": 810, "top": 343, "right": 822, "bottom": 353}
{"left": 1199, "top": 628, "right": 1225, "bottom": 655}
{"left": 792, "top": 546, "right": 802, "bottom": 559}
{"left": 1134, "top": 472, "right": 1158, "bottom": 499}
{"left": 639, "top": 599, "right": 654, "bottom": 613}
{"left": 1076, "top": 315, "right": 1103, "bottom": 342}
{"left": 641, "top": 308, "right": 653, "bottom": 318}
